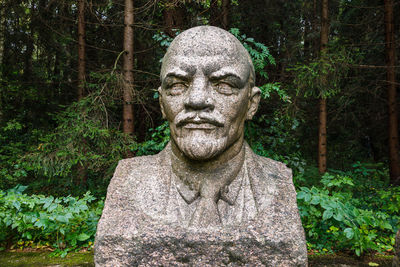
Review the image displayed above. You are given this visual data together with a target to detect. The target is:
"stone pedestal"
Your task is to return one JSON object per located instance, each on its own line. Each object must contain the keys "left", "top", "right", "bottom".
{"left": 95, "top": 224, "right": 307, "bottom": 266}
{"left": 394, "top": 229, "right": 400, "bottom": 267}
{"left": 94, "top": 146, "right": 308, "bottom": 266}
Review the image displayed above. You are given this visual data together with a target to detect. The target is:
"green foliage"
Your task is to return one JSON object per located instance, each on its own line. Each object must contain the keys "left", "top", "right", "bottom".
{"left": 0, "top": 118, "right": 44, "bottom": 190}
{"left": 229, "top": 28, "right": 289, "bottom": 102}
{"left": 133, "top": 121, "right": 170, "bottom": 156}
{"left": 229, "top": 28, "right": 276, "bottom": 77}
{"left": 0, "top": 0, "right": 397, "bottom": 259}
{"left": 20, "top": 72, "right": 135, "bottom": 196}
{"left": 289, "top": 48, "right": 351, "bottom": 98}
{"left": 153, "top": 31, "right": 174, "bottom": 50}
{"left": 0, "top": 185, "right": 103, "bottom": 257}
{"left": 296, "top": 166, "right": 399, "bottom": 256}
{"left": 245, "top": 113, "right": 306, "bottom": 174}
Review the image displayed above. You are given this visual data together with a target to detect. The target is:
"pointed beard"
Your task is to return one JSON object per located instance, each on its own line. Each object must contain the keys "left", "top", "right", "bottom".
{"left": 175, "top": 130, "right": 228, "bottom": 160}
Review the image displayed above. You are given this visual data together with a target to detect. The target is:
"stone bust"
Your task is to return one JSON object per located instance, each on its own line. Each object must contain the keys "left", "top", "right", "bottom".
{"left": 95, "top": 26, "right": 307, "bottom": 266}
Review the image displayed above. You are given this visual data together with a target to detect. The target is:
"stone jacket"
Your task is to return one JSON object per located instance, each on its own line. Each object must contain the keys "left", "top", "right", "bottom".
{"left": 95, "top": 142, "right": 308, "bottom": 266}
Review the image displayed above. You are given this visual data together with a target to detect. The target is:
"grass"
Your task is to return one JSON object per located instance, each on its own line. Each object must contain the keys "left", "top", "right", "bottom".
{"left": 0, "top": 251, "right": 94, "bottom": 267}
{"left": 0, "top": 251, "right": 394, "bottom": 266}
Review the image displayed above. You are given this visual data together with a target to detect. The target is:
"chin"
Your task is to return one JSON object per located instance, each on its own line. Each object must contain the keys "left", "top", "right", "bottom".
{"left": 175, "top": 131, "right": 228, "bottom": 161}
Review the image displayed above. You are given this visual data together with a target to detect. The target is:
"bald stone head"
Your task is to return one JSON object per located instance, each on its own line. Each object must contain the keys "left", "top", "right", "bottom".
{"left": 158, "top": 26, "right": 261, "bottom": 161}
{"left": 161, "top": 26, "right": 255, "bottom": 86}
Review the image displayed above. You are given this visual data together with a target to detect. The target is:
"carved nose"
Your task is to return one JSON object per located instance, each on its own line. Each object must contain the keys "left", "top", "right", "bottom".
{"left": 184, "top": 78, "right": 214, "bottom": 111}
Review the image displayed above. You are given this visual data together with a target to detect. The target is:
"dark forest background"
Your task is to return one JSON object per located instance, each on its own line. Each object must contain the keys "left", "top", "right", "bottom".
{"left": 0, "top": 0, "right": 399, "bottom": 258}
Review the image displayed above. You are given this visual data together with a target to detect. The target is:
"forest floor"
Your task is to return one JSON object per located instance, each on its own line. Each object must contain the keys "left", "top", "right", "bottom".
{"left": 0, "top": 251, "right": 394, "bottom": 266}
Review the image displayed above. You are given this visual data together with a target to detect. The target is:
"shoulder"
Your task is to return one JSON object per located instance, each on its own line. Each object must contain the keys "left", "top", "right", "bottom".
{"left": 105, "top": 145, "right": 172, "bottom": 204}
{"left": 107, "top": 153, "right": 162, "bottom": 190}
{"left": 97, "top": 146, "right": 171, "bottom": 230}
{"left": 116, "top": 150, "right": 166, "bottom": 173}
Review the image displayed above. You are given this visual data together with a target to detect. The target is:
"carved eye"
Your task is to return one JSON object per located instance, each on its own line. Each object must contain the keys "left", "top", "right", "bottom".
{"left": 215, "top": 82, "right": 235, "bottom": 95}
{"left": 168, "top": 83, "right": 187, "bottom": 96}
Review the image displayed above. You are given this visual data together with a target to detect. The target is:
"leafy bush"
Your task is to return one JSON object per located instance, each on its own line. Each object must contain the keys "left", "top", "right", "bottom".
{"left": 0, "top": 185, "right": 103, "bottom": 257}
{"left": 296, "top": 166, "right": 399, "bottom": 256}
{"left": 0, "top": 120, "right": 31, "bottom": 189}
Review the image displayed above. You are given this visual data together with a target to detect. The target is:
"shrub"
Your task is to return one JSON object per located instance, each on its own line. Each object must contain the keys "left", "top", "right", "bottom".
{"left": 297, "top": 167, "right": 399, "bottom": 256}
{"left": 0, "top": 185, "right": 103, "bottom": 257}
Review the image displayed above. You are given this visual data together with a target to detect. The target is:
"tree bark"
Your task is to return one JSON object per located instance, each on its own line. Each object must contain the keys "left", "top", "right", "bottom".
{"left": 221, "top": 0, "right": 230, "bottom": 30}
{"left": 77, "top": 0, "right": 86, "bottom": 101}
{"left": 318, "top": 98, "right": 327, "bottom": 173}
{"left": 209, "top": 0, "right": 219, "bottom": 27}
{"left": 318, "top": 0, "right": 329, "bottom": 174}
{"left": 313, "top": 0, "right": 318, "bottom": 54}
{"left": 384, "top": 0, "right": 400, "bottom": 185}
{"left": 0, "top": 1, "right": 5, "bottom": 68}
{"left": 122, "top": 0, "right": 135, "bottom": 135}
{"left": 320, "top": 0, "right": 328, "bottom": 52}
{"left": 23, "top": 1, "right": 35, "bottom": 81}
{"left": 77, "top": 0, "right": 87, "bottom": 185}
{"left": 163, "top": 1, "right": 184, "bottom": 37}
{"left": 303, "top": 0, "right": 313, "bottom": 60}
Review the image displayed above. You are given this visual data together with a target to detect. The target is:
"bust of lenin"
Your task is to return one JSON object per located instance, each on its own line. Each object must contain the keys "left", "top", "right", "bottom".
{"left": 95, "top": 26, "right": 307, "bottom": 266}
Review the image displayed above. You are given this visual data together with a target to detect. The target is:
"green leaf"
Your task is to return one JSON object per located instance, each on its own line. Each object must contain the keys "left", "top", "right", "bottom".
{"left": 47, "top": 203, "right": 58, "bottom": 212}
{"left": 12, "top": 201, "right": 21, "bottom": 210}
{"left": 344, "top": 228, "right": 354, "bottom": 239}
{"left": 310, "top": 196, "right": 320, "bottom": 205}
{"left": 77, "top": 233, "right": 90, "bottom": 241}
{"left": 333, "top": 213, "right": 343, "bottom": 222}
{"left": 382, "top": 222, "right": 392, "bottom": 230}
{"left": 60, "top": 250, "right": 68, "bottom": 258}
{"left": 56, "top": 215, "right": 68, "bottom": 223}
{"left": 355, "top": 248, "right": 361, "bottom": 256}
{"left": 322, "top": 209, "right": 333, "bottom": 220}
{"left": 297, "top": 191, "right": 307, "bottom": 199}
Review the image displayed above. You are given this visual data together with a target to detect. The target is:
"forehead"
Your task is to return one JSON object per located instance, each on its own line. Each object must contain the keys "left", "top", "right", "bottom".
{"left": 161, "top": 55, "right": 250, "bottom": 81}
{"left": 161, "top": 26, "right": 252, "bottom": 80}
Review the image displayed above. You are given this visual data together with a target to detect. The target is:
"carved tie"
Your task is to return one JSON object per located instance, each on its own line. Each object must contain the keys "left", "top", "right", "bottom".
{"left": 189, "top": 179, "right": 221, "bottom": 228}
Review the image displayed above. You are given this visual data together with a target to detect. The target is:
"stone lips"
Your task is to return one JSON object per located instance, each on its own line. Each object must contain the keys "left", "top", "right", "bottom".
{"left": 94, "top": 143, "right": 308, "bottom": 266}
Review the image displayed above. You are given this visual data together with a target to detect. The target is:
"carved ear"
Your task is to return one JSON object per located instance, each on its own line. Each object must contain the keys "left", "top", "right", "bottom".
{"left": 158, "top": 87, "right": 166, "bottom": 119}
{"left": 246, "top": 87, "right": 261, "bottom": 120}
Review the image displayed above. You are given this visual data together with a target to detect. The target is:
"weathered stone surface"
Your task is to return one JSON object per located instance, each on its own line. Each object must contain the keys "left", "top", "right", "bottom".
{"left": 394, "top": 229, "right": 400, "bottom": 267}
{"left": 95, "top": 26, "right": 307, "bottom": 266}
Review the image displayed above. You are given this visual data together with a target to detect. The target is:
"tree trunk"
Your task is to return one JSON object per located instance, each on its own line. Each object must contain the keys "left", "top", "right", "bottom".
{"left": 209, "top": 0, "right": 220, "bottom": 27}
{"left": 23, "top": 1, "right": 35, "bottom": 81}
{"left": 303, "top": 0, "right": 313, "bottom": 60}
{"left": 221, "top": 0, "right": 230, "bottom": 30}
{"left": 320, "top": 0, "right": 328, "bottom": 52}
{"left": 0, "top": 1, "right": 5, "bottom": 68}
{"left": 384, "top": 0, "right": 400, "bottom": 185}
{"left": 122, "top": 0, "right": 135, "bottom": 135}
{"left": 77, "top": 0, "right": 87, "bottom": 185}
{"left": 318, "top": 98, "right": 327, "bottom": 173}
{"left": 163, "top": 1, "right": 184, "bottom": 37}
{"left": 318, "top": 0, "right": 329, "bottom": 174}
{"left": 77, "top": 0, "right": 86, "bottom": 101}
{"left": 313, "top": 0, "right": 318, "bottom": 55}
{"left": 304, "top": 17, "right": 310, "bottom": 60}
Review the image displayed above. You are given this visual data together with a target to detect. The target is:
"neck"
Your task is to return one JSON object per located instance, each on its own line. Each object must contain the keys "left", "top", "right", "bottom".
{"left": 170, "top": 140, "right": 245, "bottom": 192}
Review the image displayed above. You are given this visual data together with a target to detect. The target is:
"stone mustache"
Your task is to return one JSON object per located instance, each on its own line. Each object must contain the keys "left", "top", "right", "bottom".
{"left": 95, "top": 26, "right": 308, "bottom": 266}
